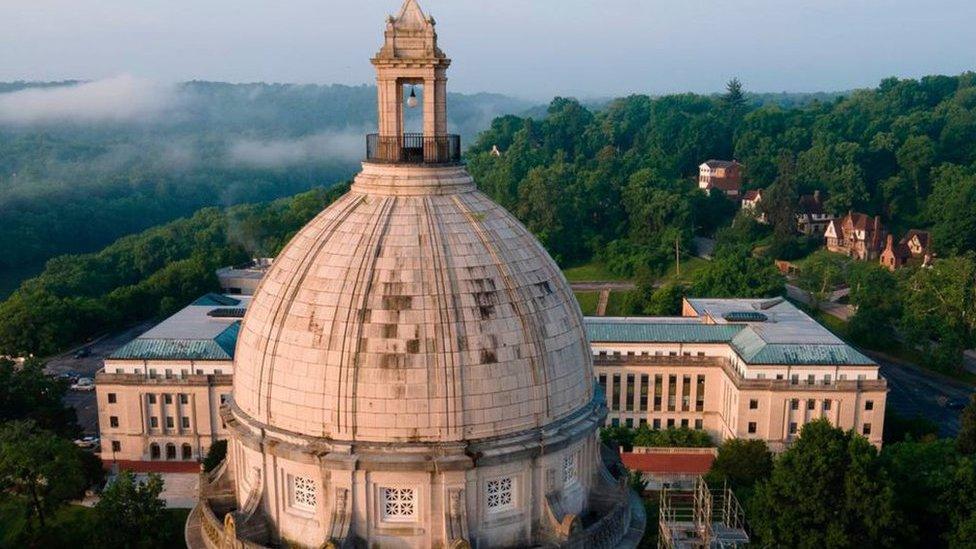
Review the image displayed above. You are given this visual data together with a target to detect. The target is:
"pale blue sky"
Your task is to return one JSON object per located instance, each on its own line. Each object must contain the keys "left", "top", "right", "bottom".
{"left": 1, "top": 0, "right": 974, "bottom": 99}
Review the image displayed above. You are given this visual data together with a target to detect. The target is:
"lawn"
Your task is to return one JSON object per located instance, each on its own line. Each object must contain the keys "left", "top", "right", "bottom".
{"left": 659, "top": 256, "right": 709, "bottom": 285}
{"left": 562, "top": 261, "right": 631, "bottom": 283}
{"left": 574, "top": 291, "right": 599, "bottom": 315}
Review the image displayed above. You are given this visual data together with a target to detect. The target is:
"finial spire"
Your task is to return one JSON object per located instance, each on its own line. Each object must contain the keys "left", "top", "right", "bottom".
{"left": 395, "top": 0, "right": 429, "bottom": 30}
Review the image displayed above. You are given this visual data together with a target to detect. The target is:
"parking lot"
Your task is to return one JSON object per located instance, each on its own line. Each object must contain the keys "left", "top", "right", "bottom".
{"left": 47, "top": 322, "right": 153, "bottom": 436}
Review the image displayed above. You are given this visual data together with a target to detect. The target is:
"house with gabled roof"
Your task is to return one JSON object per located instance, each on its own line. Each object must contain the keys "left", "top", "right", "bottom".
{"left": 880, "top": 230, "right": 934, "bottom": 271}
{"left": 824, "top": 211, "right": 887, "bottom": 260}
{"left": 699, "top": 159, "right": 743, "bottom": 198}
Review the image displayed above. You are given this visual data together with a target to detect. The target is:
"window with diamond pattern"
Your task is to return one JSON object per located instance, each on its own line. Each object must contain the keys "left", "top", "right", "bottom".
{"left": 562, "top": 452, "right": 578, "bottom": 485}
{"left": 486, "top": 477, "right": 514, "bottom": 511}
{"left": 382, "top": 487, "right": 416, "bottom": 521}
{"left": 292, "top": 476, "right": 316, "bottom": 510}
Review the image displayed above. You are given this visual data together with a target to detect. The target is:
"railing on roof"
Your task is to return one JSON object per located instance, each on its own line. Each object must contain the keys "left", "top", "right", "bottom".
{"left": 365, "top": 133, "right": 461, "bottom": 165}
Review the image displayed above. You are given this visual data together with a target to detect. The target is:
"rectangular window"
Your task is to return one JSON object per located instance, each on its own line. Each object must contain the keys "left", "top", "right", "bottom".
{"left": 681, "top": 419, "right": 689, "bottom": 428}
{"left": 610, "top": 418, "right": 619, "bottom": 427}
{"left": 667, "top": 375, "right": 677, "bottom": 412}
{"left": 562, "top": 453, "right": 578, "bottom": 486}
{"left": 789, "top": 422, "right": 798, "bottom": 434}
{"left": 486, "top": 477, "right": 514, "bottom": 511}
{"left": 749, "top": 399, "right": 759, "bottom": 410}
{"left": 625, "top": 418, "right": 633, "bottom": 428}
{"left": 147, "top": 394, "right": 157, "bottom": 404}
{"left": 694, "top": 419, "right": 703, "bottom": 430}
{"left": 823, "top": 374, "right": 832, "bottom": 385}
{"left": 109, "top": 416, "right": 119, "bottom": 428}
{"left": 863, "top": 423, "right": 872, "bottom": 435}
{"left": 639, "top": 374, "right": 649, "bottom": 412}
{"left": 823, "top": 399, "right": 832, "bottom": 411}
{"left": 681, "top": 375, "right": 691, "bottom": 412}
{"left": 791, "top": 399, "right": 799, "bottom": 410}
{"left": 865, "top": 400, "right": 874, "bottom": 411}
{"left": 625, "top": 374, "right": 635, "bottom": 411}
{"left": 115, "top": 368, "right": 123, "bottom": 374}
{"left": 695, "top": 375, "right": 705, "bottom": 412}
{"left": 149, "top": 417, "right": 158, "bottom": 428}
{"left": 639, "top": 418, "right": 647, "bottom": 427}
{"left": 291, "top": 475, "right": 317, "bottom": 511}
{"left": 165, "top": 417, "right": 174, "bottom": 429}
{"left": 667, "top": 418, "right": 675, "bottom": 428}
{"left": 748, "top": 422, "right": 757, "bottom": 434}
{"left": 653, "top": 419, "right": 661, "bottom": 430}
{"left": 164, "top": 394, "right": 173, "bottom": 404}
{"left": 111, "top": 440, "right": 121, "bottom": 452}
{"left": 164, "top": 369, "right": 173, "bottom": 379}
{"left": 807, "top": 374, "right": 815, "bottom": 385}
{"left": 181, "top": 417, "right": 190, "bottom": 429}
{"left": 611, "top": 374, "right": 621, "bottom": 411}
{"left": 149, "top": 369, "right": 157, "bottom": 379}
{"left": 790, "top": 374, "right": 799, "bottom": 385}
{"left": 108, "top": 393, "right": 117, "bottom": 404}
{"left": 180, "top": 394, "right": 189, "bottom": 404}
{"left": 598, "top": 374, "right": 607, "bottom": 396}
{"left": 381, "top": 487, "right": 416, "bottom": 522}
{"left": 653, "top": 375, "right": 663, "bottom": 411}
{"left": 807, "top": 399, "right": 816, "bottom": 410}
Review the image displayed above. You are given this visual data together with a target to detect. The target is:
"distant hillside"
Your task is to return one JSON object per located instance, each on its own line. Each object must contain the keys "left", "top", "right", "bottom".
{"left": 0, "top": 80, "right": 536, "bottom": 296}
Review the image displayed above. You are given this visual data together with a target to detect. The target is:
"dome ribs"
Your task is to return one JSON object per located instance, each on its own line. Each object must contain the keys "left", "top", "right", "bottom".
{"left": 336, "top": 195, "right": 397, "bottom": 440}
{"left": 252, "top": 193, "right": 365, "bottom": 424}
{"left": 450, "top": 194, "right": 554, "bottom": 426}
{"left": 421, "top": 195, "right": 465, "bottom": 440}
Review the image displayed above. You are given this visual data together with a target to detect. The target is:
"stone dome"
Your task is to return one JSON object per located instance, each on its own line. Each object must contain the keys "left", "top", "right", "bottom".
{"left": 232, "top": 163, "right": 595, "bottom": 443}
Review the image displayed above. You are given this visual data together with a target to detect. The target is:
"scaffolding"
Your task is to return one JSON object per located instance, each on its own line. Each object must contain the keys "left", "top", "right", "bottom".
{"left": 658, "top": 477, "right": 749, "bottom": 548}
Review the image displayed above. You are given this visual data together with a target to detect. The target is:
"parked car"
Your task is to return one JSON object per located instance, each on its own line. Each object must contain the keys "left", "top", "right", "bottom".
{"left": 71, "top": 377, "right": 95, "bottom": 391}
{"left": 74, "top": 436, "right": 99, "bottom": 449}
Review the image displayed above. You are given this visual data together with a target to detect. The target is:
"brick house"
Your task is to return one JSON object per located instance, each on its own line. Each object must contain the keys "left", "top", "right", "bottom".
{"left": 699, "top": 160, "right": 743, "bottom": 198}
{"left": 824, "top": 212, "right": 887, "bottom": 260}
{"left": 880, "top": 230, "right": 933, "bottom": 271}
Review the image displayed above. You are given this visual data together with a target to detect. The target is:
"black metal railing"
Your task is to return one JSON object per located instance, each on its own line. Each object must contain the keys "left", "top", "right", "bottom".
{"left": 366, "top": 133, "right": 461, "bottom": 165}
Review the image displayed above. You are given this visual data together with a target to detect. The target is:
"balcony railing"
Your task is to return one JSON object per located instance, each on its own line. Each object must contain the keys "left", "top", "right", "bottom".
{"left": 366, "top": 133, "right": 461, "bottom": 165}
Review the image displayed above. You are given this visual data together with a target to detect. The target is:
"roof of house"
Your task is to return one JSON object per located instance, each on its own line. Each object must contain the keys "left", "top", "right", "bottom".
{"left": 702, "top": 160, "right": 738, "bottom": 169}
{"left": 107, "top": 295, "right": 250, "bottom": 361}
{"left": 903, "top": 229, "right": 931, "bottom": 249}
{"left": 797, "top": 193, "right": 825, "bottom": 215}
{"left": 742, "top": 189, "right": 762, "bottom": 201}
{"left": 585, "top": 318, "right": 743, "bottom": 344}
{"left": 620, "top": 452, "right": 715, "bottom": 475}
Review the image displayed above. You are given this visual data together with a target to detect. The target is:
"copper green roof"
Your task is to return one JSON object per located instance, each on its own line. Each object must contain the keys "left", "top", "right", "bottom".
{"left": 109, "top": 321, "right": 240, "bottom": 361}
{"left": 584, "top": 319, "right": 743, "bottom": 343}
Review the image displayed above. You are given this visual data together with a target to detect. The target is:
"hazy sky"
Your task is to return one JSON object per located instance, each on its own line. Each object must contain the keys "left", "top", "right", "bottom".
{"left": 2, "top": 0, "right": 975, "bottom": 99}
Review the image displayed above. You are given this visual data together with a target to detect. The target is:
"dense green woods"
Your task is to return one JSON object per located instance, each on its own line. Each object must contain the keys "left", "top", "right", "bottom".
{"left": 0, "top": 81, "right": 533, "bottom": 295}
{"left": 467, "top": 73, "right": 976, "bottom": 271}
{"left": 0, "top": 184, "right": 348, "bottom": 356}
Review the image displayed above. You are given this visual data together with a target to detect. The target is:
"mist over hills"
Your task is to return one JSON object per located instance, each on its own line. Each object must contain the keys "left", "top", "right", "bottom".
{"left": 0, "top": 78, "right": 536, "bottom": 296}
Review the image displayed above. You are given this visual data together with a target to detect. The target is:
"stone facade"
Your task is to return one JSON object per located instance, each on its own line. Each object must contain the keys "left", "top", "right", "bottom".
{"left": 591, "top": 299, "right": 886, "bottom": 451}
{"left": 825, "top": 211, "right": 887, "bottom": 260}
{"left": 186, "top": 2, "right": 643, "bottom": 547}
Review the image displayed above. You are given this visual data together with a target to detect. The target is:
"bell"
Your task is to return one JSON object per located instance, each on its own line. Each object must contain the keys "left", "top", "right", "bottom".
{"left": 407, "top": 87, "right": 419, "bottom": 108}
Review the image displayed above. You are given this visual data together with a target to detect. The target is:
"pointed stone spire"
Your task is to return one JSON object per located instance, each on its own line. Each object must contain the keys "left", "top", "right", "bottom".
{"left": 394, "top": 0, "right": 429, "bottom": 30}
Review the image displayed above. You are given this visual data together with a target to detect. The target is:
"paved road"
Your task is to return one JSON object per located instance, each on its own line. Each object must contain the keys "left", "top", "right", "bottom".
{"left": 785, "top": 283, "right": 854, "bottom": 321}
{"left": 868, "top": 351, "right": 975, "bottom": 437}
{"left": 570, "top": 281, "right": 637, "bottom": 292}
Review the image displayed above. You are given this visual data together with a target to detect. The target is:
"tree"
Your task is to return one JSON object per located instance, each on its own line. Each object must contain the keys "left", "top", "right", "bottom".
{"left": 90, "top": 471, "right": 170, "bottom": 548}
{"left": 926, "top": 164, "right": 976, "bottom": 256}
{"left": 900, "top": 255, "right": 976, "bottom": 372}
{"left": 690, "top": 247, "right": 783, "bottom": 299}
{"left": 960, "top": 395, "right": 976, "bottom": 456}
{"left": 0, "top": 421, "right": 86, "bottom": 531}
{"left": 0, "top": 358, "right": 80, "bottom": 438}
{"left": 760, "top": 152, "right": 799, "bottom": 243}
{"left": 751, "top": 420, "right": 900, "bottom": 548}
{"left": 203, "top": 440, "right": 228, "bottom": 472}
{"left": 707, "top": 438, "right": 773, "bottom": 488}
{"left": 794, "top": 251, "right": 851, "bottom": 306}
{"left": 724, "top": 78, "right": 746, "bottom": 113}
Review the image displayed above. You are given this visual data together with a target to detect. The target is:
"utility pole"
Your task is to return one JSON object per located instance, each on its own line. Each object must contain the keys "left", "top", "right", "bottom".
{"left": 675, "top": 236, "right": 681, "bottom": 277}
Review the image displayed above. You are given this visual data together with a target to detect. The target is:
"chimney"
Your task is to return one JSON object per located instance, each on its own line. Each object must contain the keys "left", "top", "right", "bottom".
{"left": 885, "top": 234, "right": 894, "bottom": 250}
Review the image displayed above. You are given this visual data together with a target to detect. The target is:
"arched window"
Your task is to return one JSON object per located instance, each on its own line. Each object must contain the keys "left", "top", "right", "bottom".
{"left": 149, "top": 443, "right": 160, "bottom": 460}
{"left": 182, "top": 444, "right": 193, "bottom": 460}
{"left": 165, "top": 443, "right": 176, "bottom": 460}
